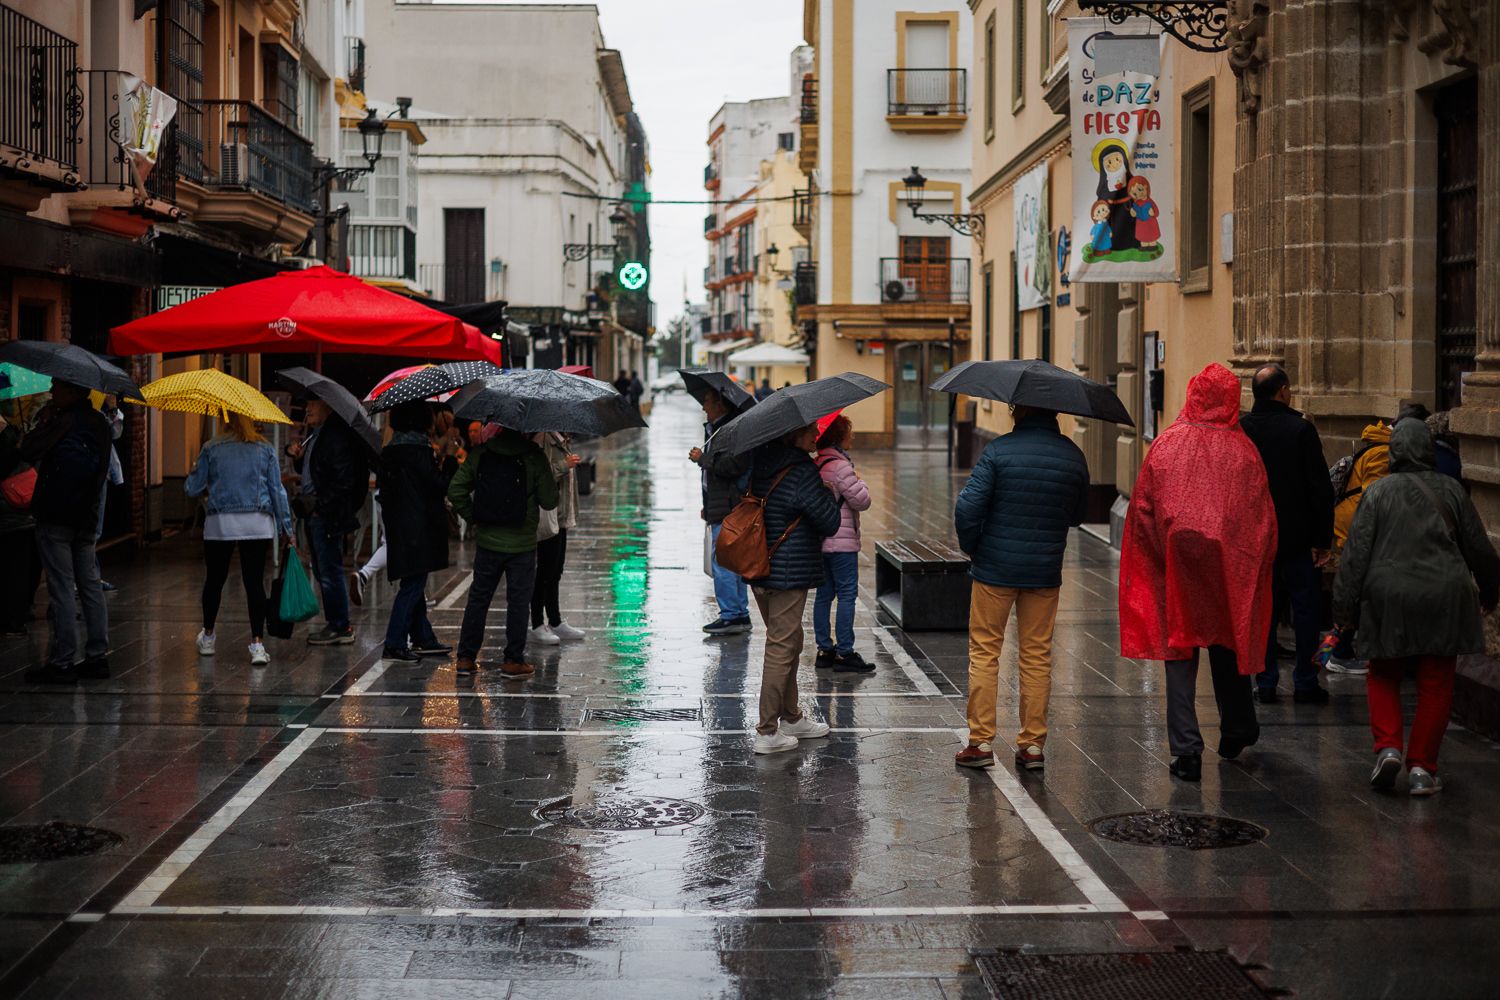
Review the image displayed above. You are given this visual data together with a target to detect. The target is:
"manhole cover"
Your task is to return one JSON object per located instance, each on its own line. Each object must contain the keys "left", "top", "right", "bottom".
{"left": 0, "top": 822, "right": 124, "bottom": 863}
{"left": 976, "top": 951, "right": 1275, "bottom": 999}
{"left": 536, "top": 796, "right": 704, "bottom": 830}
{"left": 1089, "top": 810, "right": 1267, "bottom": 850}
{"left": 584, "top": 707, "right": 701, "bottom": 723}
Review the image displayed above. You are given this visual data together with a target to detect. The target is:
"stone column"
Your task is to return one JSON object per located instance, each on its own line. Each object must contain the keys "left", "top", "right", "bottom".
{"left": 1111, "top": 282, "right": 1145, "bottom": 543}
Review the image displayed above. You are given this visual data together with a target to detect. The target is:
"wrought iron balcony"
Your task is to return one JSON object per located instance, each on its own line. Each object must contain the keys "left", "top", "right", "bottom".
{"left": 345, "top": 36, "right": 366, "bottom": 94}
{"left": 887, "top": 68, "right": 967, "bottom": 117}
{"left": 800, "top": 76, "right": 817, "bottom": 124}
{"left": 704, "top": 213, "right": 716, "bottom": 234}
{"left": 792, "top": 187, "right": 814, "bottom": 235}
{"left": 704, "top": 162, "right": 718, "bottom": 188}
{"left": 794, "top": 261, "right": 817, "bottom": 307}
{"left": 194, "top": 100, "right": 316, "bottom": 214}
{"left": 347, "top": 223, "right": 416, "bottom": 282}
{"left": 0, "top": 4, "right": 81, "bottom": 176}
{"left": 878, "top": 257, "right": 970, "bottom": 304}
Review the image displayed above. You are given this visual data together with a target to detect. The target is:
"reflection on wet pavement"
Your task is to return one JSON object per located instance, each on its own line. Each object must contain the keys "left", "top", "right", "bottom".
{"left": 2, "top": 394, "right": 1500, "bottom": 998}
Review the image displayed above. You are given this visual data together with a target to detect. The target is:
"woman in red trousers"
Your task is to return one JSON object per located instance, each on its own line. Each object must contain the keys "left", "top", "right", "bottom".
{"left": 1119, "top": 363, "right": 1278, "bottom": 782}
{"left": 1332, "top": 418, "right": 1499, "bottom": 796}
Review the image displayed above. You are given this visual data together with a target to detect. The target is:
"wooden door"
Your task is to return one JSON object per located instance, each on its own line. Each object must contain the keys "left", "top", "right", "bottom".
{"left": 1437, "top": 78, "right": 1477, "bottom": 411}
{"left": 900, "top": 236, "right": 951, "bottom": 302}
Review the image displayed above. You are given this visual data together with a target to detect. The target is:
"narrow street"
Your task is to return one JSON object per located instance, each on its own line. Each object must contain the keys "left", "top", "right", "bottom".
{"left": 3, "top": 395, "right": 1500, "bottom": 998}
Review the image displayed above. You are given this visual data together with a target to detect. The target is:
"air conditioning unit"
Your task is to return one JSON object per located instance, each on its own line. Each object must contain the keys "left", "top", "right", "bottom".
{"left": 883, "top": 277, "right": 918, "bottom": 302}
{"left": 219, "top": 143, "right": 250, "bottom": 185}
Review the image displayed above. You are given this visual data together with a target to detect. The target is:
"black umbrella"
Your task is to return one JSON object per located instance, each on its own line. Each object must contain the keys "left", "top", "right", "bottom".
{"left": 0, "top": 340, "right": 143, "bottom": 401}
{"left": 448, "top": 369, "right": 647, "bottom": 437}
{"left": 275, "top": 366, "right": 382, "bottom": 454}
{"left": 705, "top": 372, "right": 891, "bottom": 457}
{"left": 931, "top": 360, "right": 1134, "bottom": 426}
{"left": 366, "top": 360, "right": 505, "bottom": 413}
{"left": 678, "top": 368, "right": 754, "bottom": 413}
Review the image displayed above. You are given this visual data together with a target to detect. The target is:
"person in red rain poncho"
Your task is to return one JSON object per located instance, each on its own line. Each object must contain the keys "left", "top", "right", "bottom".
{"left": 1119, "top": 363, "right": 1277, "bottom": 782}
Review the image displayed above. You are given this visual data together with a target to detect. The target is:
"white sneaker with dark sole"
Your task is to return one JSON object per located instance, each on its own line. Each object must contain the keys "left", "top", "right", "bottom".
{"left": 1326, "top": 655, "right": 1369, "bottom": 675}
{"left": 1370, "top": 748, "right": 1402, "bottom": 791}
{"left": 753, "top": 731, "right": 799, "bottom": 755}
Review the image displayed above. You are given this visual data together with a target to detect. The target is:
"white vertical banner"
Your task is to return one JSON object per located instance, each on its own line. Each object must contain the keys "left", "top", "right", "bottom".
{"left": 1067, "top": 18, "right": 1176, "bottom": 283}
{"left": 117, "top": 74, "right": 178, "bottom": 188}
{"left": 1013, "top": 162, "right": 1051, "bottom": 311}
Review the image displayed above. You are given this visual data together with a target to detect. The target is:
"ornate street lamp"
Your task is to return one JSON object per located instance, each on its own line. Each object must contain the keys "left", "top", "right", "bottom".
{"left": 564, "top": 203, "right": 629, "bottom": 263}
{"left": 902, "top": 166, "right": 984, "bottom": 239}
{"left": 766, "top": 243, "right": 780, "bottom": 272}
{"left": 314, "top": 106, "right": 390, "bottom": 191}
{"left": 1076, "top": 2, "right": 1230, "bottom": 54}
{"left": 610, "top": 204, "right": 632, "bottom": 242}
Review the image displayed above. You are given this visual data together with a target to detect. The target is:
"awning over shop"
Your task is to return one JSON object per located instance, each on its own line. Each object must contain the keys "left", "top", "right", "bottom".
{"left": 705, "top": 337, "right": 754, "bottom": 356}
{"left": 728, "top": 342, "right": 810, "bottom": 366}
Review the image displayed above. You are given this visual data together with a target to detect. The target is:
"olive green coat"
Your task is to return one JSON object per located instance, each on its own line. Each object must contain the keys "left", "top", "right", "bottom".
{"left": 1332, "top": 420, "right": 1500, "bottom": 660}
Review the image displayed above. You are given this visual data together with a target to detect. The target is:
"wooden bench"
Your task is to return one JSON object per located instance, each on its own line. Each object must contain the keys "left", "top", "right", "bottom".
{"left": 874, "top": 539, "right": 972, "bottom": 631}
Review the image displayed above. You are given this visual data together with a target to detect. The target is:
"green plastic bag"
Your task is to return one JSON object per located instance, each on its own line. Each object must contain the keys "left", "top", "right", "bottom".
{"left": 278, "top": 546, "right": 320, "bottom": 624}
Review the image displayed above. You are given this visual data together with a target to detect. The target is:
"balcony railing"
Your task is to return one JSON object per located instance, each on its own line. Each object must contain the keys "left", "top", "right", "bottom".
{"left": 792, "top": 187, "right": 814, "bottom": 232}
{"left": 794, "top": 261, "right": 817, "bottom": 308}
{"left": 704, "top": 213, "right": 716, "bottom": 234}
{"left": 0, "top": 4, "right": 81, "bottom": 172}
{"left": 347, "top": 223, "right": 416, "bottom": 282}
{"left": 887, "top": 68, "right": 967, "bottom": 117}
{"left": 703, "top": 162, "right": 717, "bottom": 187}
{"left": 193, "top": 100, "right": 316, "bottom": 214}
{"left": 418, "top": 262, "right": 503, "bottom": 303}
{"left": 879, "top": 257, "right": 970, "bottom": 304}
{"left": 800, "top": 75, "right": 817, "bottom": 124}
{"left": 345, "top": 36, "right": 366, "bottom": 94}
{"left": 78, "top": 69, "right": 183, "bottom": 203}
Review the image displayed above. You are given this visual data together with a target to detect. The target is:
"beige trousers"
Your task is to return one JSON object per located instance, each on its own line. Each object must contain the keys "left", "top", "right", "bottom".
{"left": 752, "top": 587, "right": 810, "bottom": 735}
{"left": 965, "top": 581, "right": 1062, "bottom": 749}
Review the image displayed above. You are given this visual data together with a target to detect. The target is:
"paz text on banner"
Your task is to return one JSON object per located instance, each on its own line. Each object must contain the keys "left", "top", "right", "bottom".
{"left": 1066, "top": 17, "right": 1177, "bottom": 284}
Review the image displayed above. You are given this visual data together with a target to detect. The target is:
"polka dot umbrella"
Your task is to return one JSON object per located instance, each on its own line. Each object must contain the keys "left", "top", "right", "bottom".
{"left": 366, "top": 360, "right": 506, "bottom": 413}
{"left": 136, "top": 368, "right": 291, "bottom": 424}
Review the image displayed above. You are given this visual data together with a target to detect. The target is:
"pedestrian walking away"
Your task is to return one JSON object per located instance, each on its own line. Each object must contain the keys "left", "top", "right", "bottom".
{"left": 1332, "top": 418, "right": 1500, "bottom": 796}
{"left": 20, "top": 380, "right": 113, "bottom": 683}
{"left": 628, "top": 371, "right": 645, "bottom": 413}
{"left": 691, "top": 388, "right": 754, "bottom": 636}
{"left": 184, "top": 412, "right": 295, "bottom": 666}
{"left": 754, "top": 378, "right": 774, "bottom": 402}
{"left": 953, "top": 404, "right": 1089, "bottom": 771}
{"left": 529, "top": 431, "right": 586, "bottom": 646}
{"left": 811, "top": 414, "right": 873, "bottom": 673}
{"left": 447, "top": 424, "right": 559, "bottom": 678}
{"left": 1239, "top": 363, "right": 1336, "bottom": 704}
{"left": 1119, "top": 363, "right": 1275, "bottom": 782}
{"left": 287, "top": 398, "right": 370, "bottom": 645}
{"left": 735, "top": 423, "right": 840, "bottom": 754}
{"left": 377, "top": 401, "right": 454, "bottom": 663}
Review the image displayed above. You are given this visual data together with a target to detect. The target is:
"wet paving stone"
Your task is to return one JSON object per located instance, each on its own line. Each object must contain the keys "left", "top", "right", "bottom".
{"left": 4, "top": 396, "right": 1500, "bottom": 999}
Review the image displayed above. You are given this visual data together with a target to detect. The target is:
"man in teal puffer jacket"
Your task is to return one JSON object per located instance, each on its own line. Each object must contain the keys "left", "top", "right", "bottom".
{"left": 953, "top": 406, "right": 1089, "bottom": 771}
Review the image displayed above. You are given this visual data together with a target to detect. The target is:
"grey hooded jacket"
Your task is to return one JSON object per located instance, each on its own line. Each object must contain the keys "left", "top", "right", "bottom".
{"left": 1333, "top": 419, "right": 1500, "bottom": 660}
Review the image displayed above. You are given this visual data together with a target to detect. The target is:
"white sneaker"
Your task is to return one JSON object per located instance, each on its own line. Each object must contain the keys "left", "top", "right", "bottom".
{"left": 780, "top": 715, "right": 830, "bottom": 740}
{"left": 528, "top": 624, "right": 561, "bottom": 646}
{"left": 196, "top": 629, "right": 216, "bottom": 656}
{"left": 248, "top": 642, "right": 270, "bottom": 666}
{"left": 753, "top": 731, "right": 800, "bottom": 755}
{"left": 551, "top": 621, "right": 586, "bottom": 641}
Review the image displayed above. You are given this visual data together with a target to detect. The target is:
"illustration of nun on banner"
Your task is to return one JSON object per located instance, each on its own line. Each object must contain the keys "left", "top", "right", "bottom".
{"left": 1083, "top": 139, "right": 1163, "bottom": 263}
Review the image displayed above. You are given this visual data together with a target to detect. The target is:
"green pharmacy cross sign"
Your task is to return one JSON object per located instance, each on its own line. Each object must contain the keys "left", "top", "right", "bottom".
{"left": 618, "top": 261, "right": 648, "bottom": 291}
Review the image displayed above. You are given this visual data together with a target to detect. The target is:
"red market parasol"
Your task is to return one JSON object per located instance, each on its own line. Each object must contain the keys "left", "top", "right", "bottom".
{"left": 109, "top": 266, "right": 501, "bottom": 364}
{"left": 558, "top": 364, "right": 594, "bottom": 379}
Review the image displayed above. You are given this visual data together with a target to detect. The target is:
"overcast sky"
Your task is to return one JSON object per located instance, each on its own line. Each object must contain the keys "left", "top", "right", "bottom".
{"left": 449, "top": 0, "right": 804, "bottom": 326}
{"left": 591, "top": 0, "right": 804, "bottom": 326}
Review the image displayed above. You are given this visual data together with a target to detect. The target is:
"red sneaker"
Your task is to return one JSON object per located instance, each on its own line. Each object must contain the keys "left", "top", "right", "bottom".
{"left": 955, "top": 742, "right": 995, "bottom": 768}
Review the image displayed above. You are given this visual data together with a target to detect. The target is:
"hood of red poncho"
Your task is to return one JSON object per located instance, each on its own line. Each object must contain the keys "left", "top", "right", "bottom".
{"left": 1179, "top": 362, "right": 1242, "bottom": 426}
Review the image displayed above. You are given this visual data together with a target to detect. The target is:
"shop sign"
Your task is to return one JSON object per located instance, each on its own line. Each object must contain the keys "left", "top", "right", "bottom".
{"left": 156, "top": 284, "right": 218, "bottom": 311}
{"left": 1067, "top": 18, "right": 1178, "bottom": 283}
{"left": 1013, "top": 162, "right": 1051, "bottom": 311}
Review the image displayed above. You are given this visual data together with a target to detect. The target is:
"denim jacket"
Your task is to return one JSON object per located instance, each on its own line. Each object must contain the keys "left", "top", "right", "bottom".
{"left": 185, "top": 438, "right": 293, "bottom": 535}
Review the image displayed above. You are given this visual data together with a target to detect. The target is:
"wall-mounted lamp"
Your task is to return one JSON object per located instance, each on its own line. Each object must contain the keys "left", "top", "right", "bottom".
{"left": 902, "top": 165, "right": 984, "bottom": 239}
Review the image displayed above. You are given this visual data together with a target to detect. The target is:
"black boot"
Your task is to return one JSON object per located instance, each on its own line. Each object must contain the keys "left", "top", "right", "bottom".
{"left": 1170, "top": 754, "right": 1202, "bottom": 782}
{"left": 1218, "top": 727, "right": 1259, "bottom": 761}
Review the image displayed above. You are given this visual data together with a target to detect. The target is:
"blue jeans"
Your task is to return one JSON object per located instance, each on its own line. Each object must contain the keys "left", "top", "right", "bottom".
{"left": 1261, "top": 551, "right": 1321, "bottom": 693}
{"left": 35, "top": 522, "right": 108, "bottom": 667}
{"left": 306, "top": 516, "right": 350, "bottom": 630}
{"left": 813, "top": 551, "right": 859, "bottom": 654}
{"left": 708, "top": 522, "right": 748, "bottom": 620}
{"left": 384, "top": 573, "right": 436, "bottom": 650}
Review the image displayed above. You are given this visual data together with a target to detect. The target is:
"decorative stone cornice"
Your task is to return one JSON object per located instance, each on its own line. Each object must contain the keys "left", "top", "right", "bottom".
{"left": 1390, "top": 0, "right": 1481, "bottom": 69}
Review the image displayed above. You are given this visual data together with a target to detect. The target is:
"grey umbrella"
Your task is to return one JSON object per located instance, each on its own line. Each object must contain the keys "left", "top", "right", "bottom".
{"left": 275, "top": 366, "right": 382, "bottom": 454}
{"left": 678, "top": 368, "right": 754, "bottom": 413}
{"left": 366, "top": 360, "right": 505, "bottom": 413}
{"left": 705, "top": 372, "right": 891, "bottom": 457}
{"left": 0, "top": 340, "right": 143, "bottom": 401}
{"left": 448, "top": 369, "right": 647, "bottom": 436}
{"left": 931, "top": 360, "right": 1133, "bottom": 426}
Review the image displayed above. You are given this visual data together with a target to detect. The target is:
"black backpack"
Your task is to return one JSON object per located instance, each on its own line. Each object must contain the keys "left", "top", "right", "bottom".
{"left": 472, "top": 450, "right": 529, "bottom": 528}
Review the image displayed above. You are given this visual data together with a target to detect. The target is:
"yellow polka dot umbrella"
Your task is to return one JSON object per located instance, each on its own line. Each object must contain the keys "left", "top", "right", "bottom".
{"left": 135, "top": 368, "right": 291, "bottom": 424}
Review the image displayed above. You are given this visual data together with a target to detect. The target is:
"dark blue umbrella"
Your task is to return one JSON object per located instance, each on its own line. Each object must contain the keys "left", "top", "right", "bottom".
{"left": 0, "top": 341, "right": 143, "bottom": 401}
{"left": 448, "top": 369, "right": 646, "bottom": 436}
{"left": 704, "top": 372, "right": 890, "bottom": 457}
{"left": 678, "top": 368, "right": 754, "bottom": 412}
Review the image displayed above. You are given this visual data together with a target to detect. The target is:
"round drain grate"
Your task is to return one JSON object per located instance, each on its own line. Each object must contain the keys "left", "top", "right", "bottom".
{"left": 1088, "top": 809, "right": 1267, "bottom": 850}
{"left": 0, "top": 821, "right": 124, "bottom": 863}
{"left": 536, "top": 796, "right": 705, "bottom": 831}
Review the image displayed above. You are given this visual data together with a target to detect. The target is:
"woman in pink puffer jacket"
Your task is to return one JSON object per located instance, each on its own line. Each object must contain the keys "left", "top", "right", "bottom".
{"left": 812, "top": 415, "right": 874, "bottom": 672}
